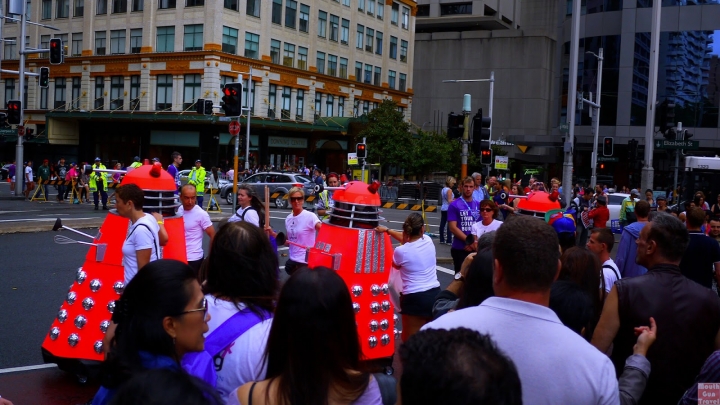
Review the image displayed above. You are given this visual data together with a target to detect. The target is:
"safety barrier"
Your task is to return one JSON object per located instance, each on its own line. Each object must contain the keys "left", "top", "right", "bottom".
{"left": 38, "top": 179, "right": 120, "bottom": 188}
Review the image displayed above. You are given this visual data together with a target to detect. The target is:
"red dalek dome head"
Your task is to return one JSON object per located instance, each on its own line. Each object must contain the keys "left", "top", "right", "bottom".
{"left": 515, "top": 190, "right": 562, "bottom": 218}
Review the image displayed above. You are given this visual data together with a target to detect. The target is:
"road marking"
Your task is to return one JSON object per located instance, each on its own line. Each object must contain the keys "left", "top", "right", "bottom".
{"left": 38, "top": 214, "right": 69, "bottom": 217}
{"left": 0, "top": 363, "right": 57, "bottom": 374}
{"left": 0, "top": 210, "right": 42, "bottom": 214}
{"left": 0, "top": 217, "right": 96, "bottom": 223}
{"left": 436, "top": 265, "right": 454, "bottom": 275}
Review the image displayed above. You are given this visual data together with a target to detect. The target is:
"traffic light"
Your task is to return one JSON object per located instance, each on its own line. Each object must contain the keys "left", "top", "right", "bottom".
{"left": 628, "top": 139, "right": 638, "bottom": 162}
{"left": 480, "top": 147, "right": 492, "bottom": 165}
{"left": 204, "top": 99, "right": 213, "bottom": 115}
{"left": 602, "top": 137, "right": 613, "bottom": 156}
{"left": 24, "top": 127, "right": 34, "bottom": 140}
{"left": 665, "top": 101, "right": 676, "bottom": 131}
{"left": 472, "top": 108, "right": 491, "bottom": 141}
{"left": 0, "top": 112, "right": 7, "bottom": 128}
{"left": 195, "top": 98, "right": 205, "bottom": 114}
{"left": 7, "top": 100, "right": 21, "bottom": 124}
{"left": 684, "top": 130, "right": 693, "bottom": 140}
{"left": 221, "top": 82, "right": 243, "bottom": 116}
{"left": 39, "top": 67, "right": 49, "bottom": 88}
{"left": 49, "top": 38, "right": 63, "bottom": 65}
{"left": 446, "top": 112, "right": 463, "bottom": 139}
{"left": 356, "top": 143, "right": 367, "bottom": 158}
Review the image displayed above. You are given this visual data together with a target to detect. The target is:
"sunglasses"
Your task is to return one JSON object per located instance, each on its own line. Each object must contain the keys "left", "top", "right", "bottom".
{"left": 480, "top": 208, "right": 494, "bottom": 212}
{"left": 290, "top": 196, "right": 304, "bottom": 202}
{"left": 180, "top": 297, "right": 207, "bottom": 317}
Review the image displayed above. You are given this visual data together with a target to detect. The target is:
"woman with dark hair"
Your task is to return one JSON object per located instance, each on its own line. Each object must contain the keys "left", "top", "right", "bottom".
{"left": 376, "top": 213, "right": 440, "bottom": 342}
{"left": 557, "top": 247, "right": 604, "bottom": 341}
{"left": 92, "top": 260, "right": 210, "bottom": 405}
{"left": 231, "top": 267, "right": 382, "bottom": 405}
{"left": 228, "top": 184, "right": 265, "bottom": 228}
{"left": 199, "top": 221, "right": 278, "bottom": 399}
{"left": 116, "top": 183, "right": 168, "bottom": 283}
{"left": 456, "top": 250, "right": 495, "bottom": 311}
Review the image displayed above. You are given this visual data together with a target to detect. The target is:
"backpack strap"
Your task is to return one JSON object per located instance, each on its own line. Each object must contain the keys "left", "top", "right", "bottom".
{"left": 603, "top": 264, "right": 620, "bottom": 280}
{"left": 127, "top": 222, "right": 159, "bottom": 261}
{"left": 205, "top": 308, "right": 269, "bottom": 357}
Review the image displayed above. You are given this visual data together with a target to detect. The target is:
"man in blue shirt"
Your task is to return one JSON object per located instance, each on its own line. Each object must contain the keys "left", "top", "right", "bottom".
{"left": 471, "top": 172, "right": 488, "bottom": 202}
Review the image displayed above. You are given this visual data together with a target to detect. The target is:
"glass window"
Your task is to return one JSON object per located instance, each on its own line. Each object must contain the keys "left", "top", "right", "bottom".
{"left": 342, "top": 0, "right": 349, "bottom": 5}
{"left": 364, "top": 64, "right": 372, "bottom": 84}
{"left": 54, "top": 77, "right": 66, "bottom": 109}
{"left": 183, "top": 74, "right": 201, "bottom": 110}
{"left": 241, "top": 78, "right": 255, "bottom": 114}
{"left": 318, "top": 11, "right": 327, "bottom": 38}
{"left": 75, "top": 0, "right": 84, "bottom": 16}
{"left": 358, "top": 0, "right": 363, "bottom": 11}
{"left": 440, "top": 3, "right": 471, "bottom": 15}
{"left": 328, "top": 54, "right": 337, "bottom": 76}
{"left": 298, "top": 46, "right": 308, "bottom": 70}
{"left": 388, "top": 70, "right": 396, "bottom": 89}
{"left": 186, "top": 0, "right": 203, "bottom": 6}
{"left": 271, "top": 39, "right": 281, "bottom": 64}
{"left": 356, "top": 25, "right": 364, "bottom": 49}
{"left": 159, "top": 0, "right": 175, "bottom": 8}
{"left": 110, "top": 29, "right": 126, "bottom": 54}
{"left": 41, "top": 35, "right": 50, "bottom": 50}
{"left": 316, "top": 51, "right": 325, "bottom": 75}
{"left": 374, "top": 66, "right": 381, "bottom": 86}
{"left": 3, "top": 38, "right": 16, "bottom": 60}
{"left": 156, "top": 26, "right": 174, "bottom": 52}
{"left": 390, "top": 36, "right": 397, "bottom": 59}
{"left": 285, "top": 0, "right": 297, "bottom": 28}
{"left": 71, "top": 33, "right": 82, "bottom": 56}
{"left": 296, "top": 89, "right": 304, "bottom": 120}
{"left": 400, "top": 40, "right": 408, "bottom": 62}
{"left": 363, "top": 100, "right": 369, "bottom": 115}
{"left": 366, "top": 28, "right": 374, "bottom": 53}
{"left": 268, "top": 84, "right": 277, "bottom": 116}
{"left": 283, "top": 43, "right": 295, "bottom": 67}
{"left": 416, "top": 4, "right": 428, "bottom": 16}
{"left": 97, "top": 0, "right": 107, "bottom": 13}
{"left": 391, "top": 2, "right": 398, "bottom": 25}
{"left": 330, "top": 15, "right": 339, "bottom": 42}
{"left": 130, "top": 75, "right": 140, "bottom": 105}
{"left": 315, "top": 91, "right": 322, "bottom": 116}
{"left": 112, "top": 0, "right": 126, "bottom": 13}
{"left": 281, "top": 87, "right": 291, "bottom": 118}
{"left": 399, "top": 73, "right": 406, "bottom": 91}
{"left": 377, "top": 0, "right": 383, "bottom": 19}
{"left": 57, "top": 34, "right": 69, "bottom": 55}
{"left": 42, "top": 0, "right": 52, "bottom": 19}
{"left": 132, "top": 0, "right": 143, "bottom": 11}
{"left": 355, "top": 62, "right": 362, "bottom": 82}
{"left": 376, "top": 31, "right": 383, "bottom": 55}
{"left": 299, "top": 4, "right": 309, "bottom": 33}
{"left": 402, "top": 6, "right": 409, "bottom": 29}
{"left": 338, "top": 96, "right": 345, "bottom": 117}
{"left": 244, "top": 32, "right": 259, "bottom": 59}
{"left": 341, "top": 19, "right": 349, "bottom": 45}
{"left": 41, "top": 85, "right": 49, "bottom": 109}
{"left": 222, "top": 26, "right": 238, "bottom": 54}
{"left": 110, "top": 76, "right": 124, "bottom": 110}
{"left": 183, "top": 24, "right": 203, "bottom": 51}
{"left": 5, "top": 79, "right": 15, "bottom": 105}
{"left": 246, "top": 0, "right": 259, "bottom": 17}
{"left": 272, "top": 0, "right": 282, "bottom": 24}
{"left": 339, "top": 57, "right": 348, "bottom": 79}
{"left": 95, "top": 31, "right": 106, "bottom": 55}
{"left": 56, "top": 0, "right": 70, "bottom": 17}
{"left": 367, "top": 0, "right": 374, "bottom": 15}
{"left": 156, "top": 74, "right": 173, "bottom": 110}
{"left": 326, "top": 94, "right": 333, "bottom": 116}
{"left": 224, "top": 0, "right": 237, "bottom": 10}
{"left": 94, "top": 77, "right": 105, "bottom": 109}
{"left": 130, "top": 29, "right": 142, "bottom": 53}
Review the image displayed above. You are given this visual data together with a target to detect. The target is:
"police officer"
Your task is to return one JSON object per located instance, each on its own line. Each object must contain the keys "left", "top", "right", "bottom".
{"left": 129, "top": 156, "right": 142, "bottom": 169}
{"left": 316, "top": 172, "right": 339, "bottom": 220}
{"left": 90, "top": 157, "right": 109, "bottom": 210}
{"left": 188, "top": 159, "right": 206, "bottom": 207}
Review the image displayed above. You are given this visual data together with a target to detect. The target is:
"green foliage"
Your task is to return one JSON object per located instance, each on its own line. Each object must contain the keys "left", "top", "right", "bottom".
{"left": 406, "top": 130, "right": 457, "bottom": 177}
{"left": 358, "top": 100, "right": 413, "bottom": 168}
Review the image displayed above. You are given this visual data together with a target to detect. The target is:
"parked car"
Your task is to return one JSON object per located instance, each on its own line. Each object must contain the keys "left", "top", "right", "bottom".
{"left": 606, "top": 193, "right": 639, "bottom": 228}
{"left": 178, "top": 169, "right": 230, "bottom": 193}
{"left": 0, "top": 163, "right": 12, "bottom": 180}
{"left": 221, "top": 171, "right": 314, "bottom": 209}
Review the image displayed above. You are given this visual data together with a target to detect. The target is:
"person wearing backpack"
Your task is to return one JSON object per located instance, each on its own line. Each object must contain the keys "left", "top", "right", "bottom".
{"left": 187, "top": 221, "right": 278, "bottom": 399}
{"left": 586, "top": 228, "right": 621, "bottom": 298}
{"left": 228, "top": 184, "right": 264, "bottom": 228}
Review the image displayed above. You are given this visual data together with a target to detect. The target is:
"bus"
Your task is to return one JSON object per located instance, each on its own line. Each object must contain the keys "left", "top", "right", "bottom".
{"left": 681, "top": 156, "right": 720, "bottom": 205}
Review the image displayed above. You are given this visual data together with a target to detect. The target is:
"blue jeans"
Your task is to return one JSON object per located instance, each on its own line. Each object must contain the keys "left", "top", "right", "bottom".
{"left": 440, "top": 210, "right": 452, "bottom": 244}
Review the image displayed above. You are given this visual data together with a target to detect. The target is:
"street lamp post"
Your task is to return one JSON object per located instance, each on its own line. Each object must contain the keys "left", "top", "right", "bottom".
{"left": 442, "top": 72, "right": 495, "bottom": 180}
{"left": 586, "top": 49, "right": 604, "bottom": 189}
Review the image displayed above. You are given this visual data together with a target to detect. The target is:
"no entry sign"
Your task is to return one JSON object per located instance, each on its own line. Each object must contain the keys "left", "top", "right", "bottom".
{"left": 229, "top": 120, "right": 240, "bottom": 136}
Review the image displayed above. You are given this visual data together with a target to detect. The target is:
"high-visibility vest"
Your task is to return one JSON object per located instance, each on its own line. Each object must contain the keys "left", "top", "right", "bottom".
{"left": 188, "top": 166, "right": 206, "bottom": 196}
{"left": 129, "top": 162, "right": 142, "bottom": 169}
{"left": 89, "top": 164, "right": 108, "bottom": 192}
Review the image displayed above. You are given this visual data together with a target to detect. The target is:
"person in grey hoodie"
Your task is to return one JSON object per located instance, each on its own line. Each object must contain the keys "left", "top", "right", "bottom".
{"left": 616, "top": 200, "right": 651, "bottom": 278}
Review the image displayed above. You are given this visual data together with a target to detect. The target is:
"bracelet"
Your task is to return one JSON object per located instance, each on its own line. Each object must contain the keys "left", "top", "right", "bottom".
{"left": 157, "top": 221, "right": 164, "bottom": 225}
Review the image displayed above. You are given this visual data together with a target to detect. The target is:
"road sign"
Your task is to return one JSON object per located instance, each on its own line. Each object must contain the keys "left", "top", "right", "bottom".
{"left": 654, "top": 139, "right": 699, "bottom": 150}
{"left": 597, "top": 156, "right": 618, "bottom": 162}
{"left": 494, "top": 155, "right": 508, "bottom": 170}
{"left": 348, "top": 153, "right": 358, "bottom": 165}
{"left": 559, "top": 123, "right": 569, "bottom": 133}
{"left": 229, "top": 120, "right": 240, "bottom": 136}
{"left": 17, "top": 125, "right": 24, "bottom": 136}
{"left": 0, "top": 128, "right": 18, "bottom": 136}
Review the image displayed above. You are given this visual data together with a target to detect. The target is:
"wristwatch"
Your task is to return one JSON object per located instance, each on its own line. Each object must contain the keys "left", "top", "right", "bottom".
{"left": 454, "top": 272, "right": 464, "bottom": 281}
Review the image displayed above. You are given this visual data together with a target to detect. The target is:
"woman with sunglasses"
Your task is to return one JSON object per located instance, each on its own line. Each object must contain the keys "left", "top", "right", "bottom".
{"left": 376, "top": 213, "right": 440, "bottom": 342}
{"left": 268, "top": 187, "right": 321, "bottom": 276}
{"left": 92, "top": 260, "right": 211, "bottom": 405}
{"left": 230, "top": 266, "right": 383, "bottom": 405}
{"left": 199, "top": 221, "right": 278, "bottom": 399}
{"left": 470, "top": 200, "right": 503, "bottom": 239}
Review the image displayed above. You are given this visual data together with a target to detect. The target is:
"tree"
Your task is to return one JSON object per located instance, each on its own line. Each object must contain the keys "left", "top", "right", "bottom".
{"left": 406, "top": 130, "right": 457, "bottom": 178}
{"left": 358, "top": 100, "right": 413, "bottom": 168}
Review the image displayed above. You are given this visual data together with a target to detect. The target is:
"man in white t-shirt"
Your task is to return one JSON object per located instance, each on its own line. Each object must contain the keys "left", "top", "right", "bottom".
{"left": 24, "top": 161, "right": 34, "bottom": 199}
{"left": 587, "top": 227, "right": 621, "bottom": 293}
{"left": 177, "top": 184, "right": 215, "bottom": 275}
{"left": 283, "top": 187, "right": 321, "bottom": 275}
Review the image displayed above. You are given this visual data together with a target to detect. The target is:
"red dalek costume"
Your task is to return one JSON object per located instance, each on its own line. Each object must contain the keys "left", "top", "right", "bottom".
{"left": 41, "top": 162, "right": 187, "bottom": 381}
{"left": 514, "top": 190, "right": 562, "bottom": 218}
{"left": 306, "top": 181, "right": 399, "bottom": 360}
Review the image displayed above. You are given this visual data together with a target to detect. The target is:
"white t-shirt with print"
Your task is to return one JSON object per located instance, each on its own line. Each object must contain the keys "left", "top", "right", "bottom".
{"left": 393, "top": 235, "right": 440, "bottom": 295}
{"left": 602, "top": 259, "right": 621, "bottom": 293}
{"left": 228, "top": 206, "right": 260, "bottom": 227}
{"left": 471, "top": 219, "right": 503, "bottom": 238}
{"left": 178, "top": 205, "right": 213, "bottom": 261}
{"left": 285, "top": 209, "right": 320, "bottom": 263}
{"left": 122, "top": 213, "right": 161, "bottom": 283}
{"left": 205, "top": 296, "right": 273, "bottom": 400}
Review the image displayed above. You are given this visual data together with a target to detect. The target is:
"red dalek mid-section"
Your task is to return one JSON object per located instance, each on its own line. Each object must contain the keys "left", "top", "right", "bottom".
{"left": 306, "top": 181, "right": 399, "bottom": 360}
{"left": 41, "top": 162, "right": 187, "bottom": 378}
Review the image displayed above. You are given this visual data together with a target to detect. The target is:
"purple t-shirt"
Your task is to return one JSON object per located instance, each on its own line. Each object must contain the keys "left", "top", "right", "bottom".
{"left": 8, "top": 164, "right": 16, "bottom": 178}
{"left": 447, "top": 197, "right": 480, "bottom": 250}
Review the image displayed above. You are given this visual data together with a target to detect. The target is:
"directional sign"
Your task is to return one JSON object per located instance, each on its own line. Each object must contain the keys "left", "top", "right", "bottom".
{"left": 597, "top": 156, "right": 618, "bottom": 162}
{"left": 0, "top": 128, "right": 18, "bottom": 136}
{"left": 654, "top": 139, "right": 699, "bottom": 150}
{"left": 559, "top": 123, "right": 569, "bottom": 133}
{"left": 229, "top": 120, "right": 240, "bottom": 136}
{"left": 348, "top": 152, "right": 358, "bottom": 165}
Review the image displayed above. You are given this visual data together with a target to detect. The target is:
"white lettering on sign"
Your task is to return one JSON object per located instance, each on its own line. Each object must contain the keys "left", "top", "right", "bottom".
{"left": 268, "top": 136, "right": 308, "bottom": 149}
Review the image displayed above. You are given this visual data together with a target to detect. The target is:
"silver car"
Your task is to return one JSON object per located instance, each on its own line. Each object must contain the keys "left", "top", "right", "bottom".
{"left": 222, "top": 171, "right": 314, "bottom": 209}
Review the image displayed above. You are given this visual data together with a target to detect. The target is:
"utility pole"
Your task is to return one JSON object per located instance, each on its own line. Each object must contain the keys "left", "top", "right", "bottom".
{"left": 563, "top": 0, "right": 581, "bottom": 204}
{"left": 462, "top": 94, "right": 471, "bottom": 180}
{"left": 673, "top": 122, "right": 682, "bottom": 205}
{"left": 586, "top": 48, "right": 604, "bottom": 189}
{"left": 641, "top": 0, "right": 662, "bottom": 192}
{"left": 361, "top": 136, "right": 367, "bottom": 182}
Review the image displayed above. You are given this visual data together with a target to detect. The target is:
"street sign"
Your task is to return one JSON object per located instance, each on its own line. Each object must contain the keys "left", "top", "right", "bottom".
{"left": 348, "top": 153, "right": 358, "bottom": 165}
{"left": 17, "top": 125, "right": 24, "bottom": 136}
{"left": 0, "top": 128, "right": 18, "bottom": 136}
{"left": 229, "top": 120, "right": 240, "bottom": 136}
{"left": 559, "top": 123, "right": 569, "bottom": 133}
{"left": 654, "top": 139, "right": 699, "bottom": 150}
{"left": 597, "top": 156, "right": 618, "bottom": 162}
{"left": 494, "top": 155, "right": 508, "bottom": 170}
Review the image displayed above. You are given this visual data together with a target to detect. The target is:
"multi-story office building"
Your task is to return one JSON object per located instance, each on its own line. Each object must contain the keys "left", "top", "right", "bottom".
{"left": 0, "top": 0, "right": 415, "bottom": 172}
{"left": 413, "top": 0, "right": 720, "bottom": 187}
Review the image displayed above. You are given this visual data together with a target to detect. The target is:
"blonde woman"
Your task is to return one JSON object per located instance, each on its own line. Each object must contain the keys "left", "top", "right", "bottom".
{"left": 440, "top": 176, "right": 456, "bottom": 245}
